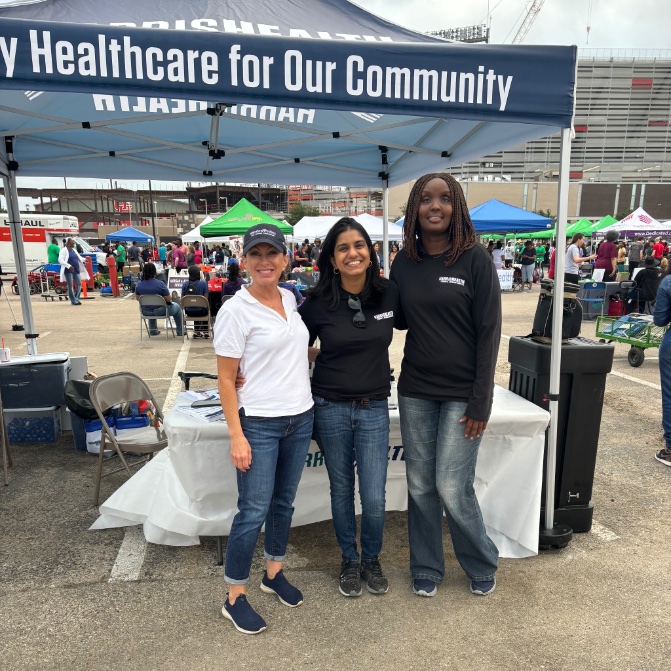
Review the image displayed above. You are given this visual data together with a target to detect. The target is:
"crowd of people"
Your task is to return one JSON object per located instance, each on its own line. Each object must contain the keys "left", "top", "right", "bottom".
{"left": 213, "top": 172, "right": 501, "bottom": 635}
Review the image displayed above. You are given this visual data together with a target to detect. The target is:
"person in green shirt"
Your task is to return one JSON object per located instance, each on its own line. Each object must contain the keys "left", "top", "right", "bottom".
{"left": 47, "top": 239, "right": 60, "bottom": 264}
{"left": 115, "top": 243, "right": 126, "bottom": 273}
{"left": 535, "top": 243, "right": 547, "bottom": 273}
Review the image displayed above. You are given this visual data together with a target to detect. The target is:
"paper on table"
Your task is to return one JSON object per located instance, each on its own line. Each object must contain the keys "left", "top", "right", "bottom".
{"left": 183, "top": 388, "right": 220, "bottom": 402}
{"left": 176, "top": 405, "right": 225, "bottom": 423}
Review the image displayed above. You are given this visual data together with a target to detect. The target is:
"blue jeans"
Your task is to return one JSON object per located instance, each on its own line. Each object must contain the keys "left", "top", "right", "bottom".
{"left": 65, "top": 271, "right": 81, "bottom": 305}
{"left": 312, "top": 396, "right": 389, "bottom": 563}
{"left": 141, "top": 303, "right": 183, "bottom": 336}
{"left": 660, "top": 333, "right": 671, "bottom": 449}
{"left": 398, "top": 395, "right": 498, "bottom": 582}
{"left": 224, "top": 407, "right": 314, "bottom": 584}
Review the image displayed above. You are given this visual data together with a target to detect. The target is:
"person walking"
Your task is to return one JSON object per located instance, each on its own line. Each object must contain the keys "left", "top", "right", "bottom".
{"left": 390, "top": 172, "right": 501, "bottom": 598}
{"left": 115, "top": 242, "right": 126, "bottom": 274}
{"left": 595, "top": 230, "right": 618, "bottom": 282}
{"left": 58, "top": 238, "right": 89, "bottom": 305}
{"left": 214, "top": 224, "right": 314, "bottom": 635}
{"left": 299, "top": 218, "right": 397, "bottom": 598}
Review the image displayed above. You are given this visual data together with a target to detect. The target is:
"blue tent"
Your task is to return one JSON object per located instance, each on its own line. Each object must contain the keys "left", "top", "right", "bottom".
{"left": 469, "top": 199, "right": 554, "bottom": 233}
{"left": 106, "top": 226, "right": 154, "bottom": 243}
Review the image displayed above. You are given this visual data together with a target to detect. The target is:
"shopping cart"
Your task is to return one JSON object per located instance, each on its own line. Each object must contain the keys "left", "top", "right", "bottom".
{"left": 595, "top": 313, "right": 669, "bottom": 367}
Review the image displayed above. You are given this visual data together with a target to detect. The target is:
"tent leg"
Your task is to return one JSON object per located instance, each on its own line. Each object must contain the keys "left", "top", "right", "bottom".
{"left": 2, "top": 142, "right": 39, "bottom": 355}
{"left": 541, "top": 126, "right": 572, "bottom": 548}
{"left": 382, "top": 180, "right": 389, "bottom": 278}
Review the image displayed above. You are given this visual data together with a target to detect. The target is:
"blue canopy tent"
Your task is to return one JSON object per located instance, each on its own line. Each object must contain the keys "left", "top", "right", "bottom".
{"left": 469, "top": 199, "right": 553, "bottom": 233}
{"left": 0, "top": 0, "right": 576, "bottom": 540}
{"left": 106, "top": 226, "right": 154, "bottom": 243}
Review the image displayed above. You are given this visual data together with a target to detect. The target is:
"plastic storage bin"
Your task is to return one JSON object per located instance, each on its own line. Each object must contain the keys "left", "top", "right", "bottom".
{"left": 115, "top": 415, "right": 150, "bottom": 436}
{"left": 0, "top": 352, "right": 70, "bottom": 409}
{"left": 5, "top": 406, "right": 61, "bottom": 444}
{"left": 85, "top": 416, "right": 116, "bottom": 456}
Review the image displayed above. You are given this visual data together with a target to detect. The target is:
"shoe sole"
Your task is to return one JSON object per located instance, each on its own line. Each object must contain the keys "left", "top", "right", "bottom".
{"left": 470, "top": 583, "right": 496, "bottom": 596}
{"left": 338, "top": 585, "right": 363, "bottom": 597}
{"left": 221, "top": 605, "right": 267, "bottom": 635}
{"left": 364, "top": 582, "right": 389, "bottom": 594}
{"left": 413, "top": 587, "right": 437, "bottom": 597}
{"left": 260, "top": 582, "right": 304, "bottom": 607}
{"left": 654, "top": 453, "right": 671, "bottom": 467}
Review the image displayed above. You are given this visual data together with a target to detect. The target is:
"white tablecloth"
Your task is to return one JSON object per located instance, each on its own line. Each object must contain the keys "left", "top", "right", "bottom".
{"left": 92, "top": 386, "right": 550, "bottom": 558}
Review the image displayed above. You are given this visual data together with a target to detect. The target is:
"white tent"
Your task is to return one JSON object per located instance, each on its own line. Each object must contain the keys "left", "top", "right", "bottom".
{"left": 181, "top": 215, "right": 214, "bottom": 242}
{"left": 599, "top": 207, "right": 671, "bottom": 236}
{"left": 294, "top": 214, "right": 403, "bottom": 242}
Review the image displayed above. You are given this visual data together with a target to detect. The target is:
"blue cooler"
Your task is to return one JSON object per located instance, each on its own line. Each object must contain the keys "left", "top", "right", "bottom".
{"left": 115, "top": 415, "right": 151, "bottom": 436}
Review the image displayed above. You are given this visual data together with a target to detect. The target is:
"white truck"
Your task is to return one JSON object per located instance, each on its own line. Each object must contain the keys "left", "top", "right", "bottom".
{"left": 0, "top": 213, "right": 105, "bottom": 274}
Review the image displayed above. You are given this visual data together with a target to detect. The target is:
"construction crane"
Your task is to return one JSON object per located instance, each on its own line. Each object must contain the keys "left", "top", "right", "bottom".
{"left": 511, "top": 0, "right": 546, "bottom": 44}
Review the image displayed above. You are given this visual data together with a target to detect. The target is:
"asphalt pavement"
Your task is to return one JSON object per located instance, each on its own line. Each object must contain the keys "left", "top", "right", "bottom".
{"left": 0, "top": 285, "right": 669, "bottom": 671}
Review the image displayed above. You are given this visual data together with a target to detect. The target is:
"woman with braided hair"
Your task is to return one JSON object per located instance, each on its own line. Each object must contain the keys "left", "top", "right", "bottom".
{"left": 390, "top": 173, "right": 501, "bottom": 599}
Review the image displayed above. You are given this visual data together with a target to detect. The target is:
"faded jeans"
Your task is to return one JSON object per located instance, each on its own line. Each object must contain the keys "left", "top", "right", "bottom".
{"left": 224, "top": 407, "right": 314, "bottom": 584}
{"left": 312, "top": 396, "right": 389, "bottom": 563}
{"left": 65, "top": 271, "right": 81, "bottom": 305}
{"left": 398, "top": 394, "right": 498, "bottom": 582}
{"left": 141, "top": 303, "right": 183, "bottom": 336}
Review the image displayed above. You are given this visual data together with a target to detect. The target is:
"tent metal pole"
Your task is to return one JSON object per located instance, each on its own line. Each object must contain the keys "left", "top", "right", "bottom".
{"left": 545, "top": 126, "right": 571, "bottom": 531}
{"left": 2, "top": 166, "right": 39, "bottom": 355}
{"left": 382, "top": 181, "right": 389, "bottom": 278}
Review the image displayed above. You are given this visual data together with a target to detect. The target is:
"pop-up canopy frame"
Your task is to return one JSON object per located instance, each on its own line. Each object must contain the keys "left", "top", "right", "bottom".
{"left": 0, "top": 0, "right": 577, "bottom": 544}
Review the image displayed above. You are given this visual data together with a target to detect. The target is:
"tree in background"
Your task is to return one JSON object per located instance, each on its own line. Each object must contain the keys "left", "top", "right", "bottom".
{"left": 287, "top": 202, "right": 321, "bottom": 227}
{"left": 615, "top": 207, "right": 633, "bottom": 221}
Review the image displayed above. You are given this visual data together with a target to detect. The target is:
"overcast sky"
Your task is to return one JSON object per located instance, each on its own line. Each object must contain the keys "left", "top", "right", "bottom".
{"left": 356, "top": 0, "right": 670, "bottom": 49}
{"left": 3, "top": 0, "right": 669, "bottom": 210}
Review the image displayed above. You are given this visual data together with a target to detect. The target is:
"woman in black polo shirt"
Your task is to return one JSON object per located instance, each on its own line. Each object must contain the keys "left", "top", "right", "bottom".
{"left": 299, "top": 218, "right": 397, "bottom": 599}
{"left": 390, "top": 172, "right": 501, "bottom": 599}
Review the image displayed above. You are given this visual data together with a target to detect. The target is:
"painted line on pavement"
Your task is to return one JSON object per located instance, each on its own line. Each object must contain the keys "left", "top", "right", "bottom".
{"left": 590, "top": 521, "right": 620, "bottom": 542}
{"left": 109, "top": 525, "right": 147, "bottom": 582}
{"left": 609, "top": 370, "right": 661, "bottom": 391}
{"left": 20, "top": 331, "right": 51, "bottom": 348}
{"left": 109, "top": 337, "right": 191, "bottom": 582}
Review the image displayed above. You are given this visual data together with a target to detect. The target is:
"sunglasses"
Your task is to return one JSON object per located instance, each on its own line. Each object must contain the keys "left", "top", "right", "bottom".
{"left": 347, "top": 296, "right": 366, "bottom": 328}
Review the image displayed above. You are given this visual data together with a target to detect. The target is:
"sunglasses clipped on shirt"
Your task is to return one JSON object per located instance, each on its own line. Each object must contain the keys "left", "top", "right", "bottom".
{"left": 347, "top": 295, "right": 366, "bottom": 328}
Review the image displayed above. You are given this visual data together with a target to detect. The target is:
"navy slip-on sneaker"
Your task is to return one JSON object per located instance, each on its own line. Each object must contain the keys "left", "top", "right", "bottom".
{"left": 222, "top": 594, "right": 267, "bottom": 635}
{"left": 260, "top": 570, "right": 304, "bottom": 607}
{"left": 412, "top": 578, "right": 437, "bottom": 597}
{"left": 470, "top": 578, "right": 496, "bottom": 596}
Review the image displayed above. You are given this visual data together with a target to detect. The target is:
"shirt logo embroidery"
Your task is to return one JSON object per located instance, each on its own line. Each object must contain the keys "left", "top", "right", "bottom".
{"left": 374, "top": 311, "right": 394, "bottom": 320}
{"left": 438, "top": 277, "right": 465, "bottom": 286}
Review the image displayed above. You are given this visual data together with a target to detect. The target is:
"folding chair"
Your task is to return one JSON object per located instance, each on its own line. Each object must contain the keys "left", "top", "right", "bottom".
{"left": 138, "top": 294, "right": 177, "bottom": 341}
{"left": 580, "top": 281, "right": 607, "bottom": 319}
{"left": 180, "top": 295, "right": 212, "bottom": 340}
{"left": 90, "top": 372, "right": 168, "bottom": 505}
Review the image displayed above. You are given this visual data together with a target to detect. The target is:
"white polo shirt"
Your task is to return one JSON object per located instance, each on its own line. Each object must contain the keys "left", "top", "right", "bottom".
{"left": 213, "top": 285, "right": 313, "bottom": 417}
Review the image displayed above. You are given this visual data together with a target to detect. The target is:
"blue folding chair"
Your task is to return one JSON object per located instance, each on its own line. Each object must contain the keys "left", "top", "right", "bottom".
{"left": 580, "top": 281, "right": 607, "bottom": 319}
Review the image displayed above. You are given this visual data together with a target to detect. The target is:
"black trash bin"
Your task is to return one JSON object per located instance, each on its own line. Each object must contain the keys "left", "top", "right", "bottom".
{"left": 508, "top": 336, "right": 614, "bottom": 532}
{"left": 64, "top": 380, "right": 98, "bottom": 453}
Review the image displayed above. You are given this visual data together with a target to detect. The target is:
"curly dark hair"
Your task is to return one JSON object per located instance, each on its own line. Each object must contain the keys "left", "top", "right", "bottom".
{"left": 310, "top": 217, "right": 388, "bottom": 309}
{"left": 141, "top": 262, "right": 156, "bottom": 281}
{"left": 402, "top": 173, "right": 475, "bottom": 266}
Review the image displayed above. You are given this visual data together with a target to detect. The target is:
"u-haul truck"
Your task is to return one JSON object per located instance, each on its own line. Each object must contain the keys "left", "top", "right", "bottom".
{"left": 0, "top": 214, "right": 104, "bottom": 274}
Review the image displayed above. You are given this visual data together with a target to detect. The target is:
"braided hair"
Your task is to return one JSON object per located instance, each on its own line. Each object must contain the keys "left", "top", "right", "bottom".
{"left": 402, "top": 173, "right": 475, "bottom": 266}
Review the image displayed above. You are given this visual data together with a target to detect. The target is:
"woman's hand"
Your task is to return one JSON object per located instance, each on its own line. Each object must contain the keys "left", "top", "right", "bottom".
{"left": 459, "top": 416, "right": 487, "bottom": 440}
{"left": 234, "top": 368, "right": 246, "bottom": 389}
{"left": 230, "top": 435, "right": 252, "bottom": 471}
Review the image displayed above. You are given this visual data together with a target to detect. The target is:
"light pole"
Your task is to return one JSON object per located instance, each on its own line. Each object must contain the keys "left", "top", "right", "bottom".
{"left": 219, "top": 196, "right": 228, "bottom": 211}
{"left": 199, "top": 198, "right": 208, "bottom": 215}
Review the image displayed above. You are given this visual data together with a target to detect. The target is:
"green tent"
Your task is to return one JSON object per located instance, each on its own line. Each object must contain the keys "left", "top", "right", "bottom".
{"left": 200, "top": 198, "right": 292, "bottom": 237}
{"left": 566, "top": 218, "right": 594, "bottom": 236}
{"left": 587, "top": 215, "right": 618, "bottom": 236}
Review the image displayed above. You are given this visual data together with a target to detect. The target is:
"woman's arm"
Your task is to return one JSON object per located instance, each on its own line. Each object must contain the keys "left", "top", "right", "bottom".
{"left": 216, "top": 355, "right": 252, "bottom": 472}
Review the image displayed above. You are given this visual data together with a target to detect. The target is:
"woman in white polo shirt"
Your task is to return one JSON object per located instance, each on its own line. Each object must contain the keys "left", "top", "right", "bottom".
{"left": 214, "top": 224, "right": 314, "bottom": 636}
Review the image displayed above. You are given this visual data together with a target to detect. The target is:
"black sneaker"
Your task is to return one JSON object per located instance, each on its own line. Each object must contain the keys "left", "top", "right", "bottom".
{"left": 221, "top": 594, "right": 267, "bottom": 635}
{"left": 360, "top": 559, "right": 389, "bottom": 594}
{"left": 655, "top": 448, "right": 671, "bottom": 467}
{"left": 339, "top": 559, "right": 362, "bottom": 597}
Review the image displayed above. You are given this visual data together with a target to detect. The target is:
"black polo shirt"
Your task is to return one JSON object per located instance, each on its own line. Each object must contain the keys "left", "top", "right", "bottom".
{"left": 299, "top": 284, "right": 398, "bottom": 401}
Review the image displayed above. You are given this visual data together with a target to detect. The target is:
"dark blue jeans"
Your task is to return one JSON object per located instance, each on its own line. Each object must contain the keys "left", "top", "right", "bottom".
{"left": 312, "top": 396, "right": 389, "bottom": 563}
{"left": 660, "top": 332, "right": 671, "bottom": 449}
{"left": 141, "top": 303, "right": 183, "bottom": 336}
{"left": 224, "top": 407, "right": 314, "bottom": 584}
{"left": 398, "top": 395, "right": 498, "bottom": 582}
